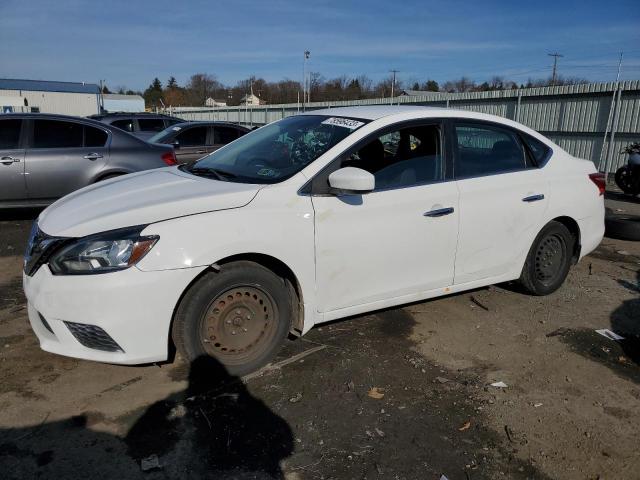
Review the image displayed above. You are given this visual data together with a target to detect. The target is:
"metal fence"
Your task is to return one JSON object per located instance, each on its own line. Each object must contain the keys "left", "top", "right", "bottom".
{"left": 171, "top": 80, "right": 640, "bottom": 173}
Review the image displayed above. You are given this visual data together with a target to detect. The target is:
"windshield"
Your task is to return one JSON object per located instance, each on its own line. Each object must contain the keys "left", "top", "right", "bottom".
{"left": 180, "top": 115, "right": 368, "bottom": 184}
{"left": 148, "top": 124, "right": 185, "bottom": 144}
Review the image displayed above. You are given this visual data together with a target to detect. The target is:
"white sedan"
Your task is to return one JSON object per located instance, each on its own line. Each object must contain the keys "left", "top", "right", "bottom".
{"left": 23, "top": 106, "right": 605, "bottom": 375}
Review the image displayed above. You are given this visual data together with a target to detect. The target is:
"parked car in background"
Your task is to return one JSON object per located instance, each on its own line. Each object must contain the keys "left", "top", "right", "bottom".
{"left": 149, "top": 121, "right": 250, "bottom": 163}
{"left": 89, "top": 112, "right": 183, "bottom": 140}
{"left": 23, "top": 106, "right": 604, "bottom": 376}
{"left": 0, "top": 113, "right": 176, "bottom": 208}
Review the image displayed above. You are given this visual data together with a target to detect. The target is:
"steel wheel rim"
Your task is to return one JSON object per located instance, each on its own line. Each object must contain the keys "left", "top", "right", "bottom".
{"left": 199, "top": 286, "right": 277, "bottom": 364}
{"left": 534, "top": 234, "right": 565, "bottom": 285}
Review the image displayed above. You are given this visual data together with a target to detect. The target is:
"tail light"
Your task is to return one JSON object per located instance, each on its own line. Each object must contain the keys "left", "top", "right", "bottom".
{"left": 588, "top": 173, "right": 605, "bottom": 196}
{"left": 161, "top": 151, "right": 177, "bottom": 166}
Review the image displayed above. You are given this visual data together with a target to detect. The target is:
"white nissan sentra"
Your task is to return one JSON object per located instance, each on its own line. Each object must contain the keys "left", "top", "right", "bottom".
{"left": 23, "top": 106, "right": 605, "bottom": 374}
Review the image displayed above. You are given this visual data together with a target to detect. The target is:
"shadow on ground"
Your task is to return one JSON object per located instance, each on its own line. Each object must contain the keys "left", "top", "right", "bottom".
{"left": 0, "top": 356, "right": 293, "bottom": 479}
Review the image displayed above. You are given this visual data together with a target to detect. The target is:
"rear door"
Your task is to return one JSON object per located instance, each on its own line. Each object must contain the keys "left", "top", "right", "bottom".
{"left": 452, "top": 120, "right": 549, "bottom": 284}
{"left": 173, "top": 125, "right": 209, "bottom": 163}
{"left": 208, "top": 125, "right": 240, "bottom": 153}
{"left": 0, "top": 118, "right": 27, "bottom": 201}
{"left": 25, "top": 119, "right": 110, "bottom": 202}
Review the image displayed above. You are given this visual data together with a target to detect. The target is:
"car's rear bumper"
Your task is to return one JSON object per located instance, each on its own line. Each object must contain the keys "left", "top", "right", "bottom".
{"left": 23, "top": 264, "right": 206, "bottom": 364}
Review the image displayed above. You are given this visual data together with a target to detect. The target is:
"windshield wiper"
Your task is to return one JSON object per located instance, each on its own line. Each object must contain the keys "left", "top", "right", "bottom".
{"left": 182, "top": 165, "right": 238, "bottom": 181}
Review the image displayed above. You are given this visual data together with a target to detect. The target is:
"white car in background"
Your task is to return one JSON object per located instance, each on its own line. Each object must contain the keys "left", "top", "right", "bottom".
{"left": 23, "top": 106, "right": 605, "bottom": 375}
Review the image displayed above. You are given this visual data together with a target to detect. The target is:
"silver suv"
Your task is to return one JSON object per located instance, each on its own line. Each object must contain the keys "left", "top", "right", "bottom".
{"left": 0, "top": 113, "right": 176, "bottom": 208}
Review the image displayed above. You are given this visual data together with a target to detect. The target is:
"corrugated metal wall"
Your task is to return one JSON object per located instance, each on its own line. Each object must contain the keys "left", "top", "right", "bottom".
{"left": 0, "top": 89, "right": 100, "bottom": 116}
{"left": 173, "top": 80, "right": 640, "bottom": 172}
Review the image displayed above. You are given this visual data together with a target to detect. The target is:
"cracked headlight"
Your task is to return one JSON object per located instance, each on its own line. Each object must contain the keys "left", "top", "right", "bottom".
{"left": 48, "top": 226, "right": 158, "bottom": 275}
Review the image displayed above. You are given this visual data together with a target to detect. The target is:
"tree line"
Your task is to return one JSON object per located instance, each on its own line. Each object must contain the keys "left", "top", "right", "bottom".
{"left": 105, "top": 73, "right": 589, "bottom": 108}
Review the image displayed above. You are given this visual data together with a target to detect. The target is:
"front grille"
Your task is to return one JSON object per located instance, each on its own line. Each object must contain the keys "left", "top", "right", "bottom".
{"left": 64, "top": 322, "right": 124, "bottom": 353}
{"left": 38, "top": 312, "right": 55, "bottom": 335}
{"left": 24, "top": 222, "right": 68, "bottom": 276}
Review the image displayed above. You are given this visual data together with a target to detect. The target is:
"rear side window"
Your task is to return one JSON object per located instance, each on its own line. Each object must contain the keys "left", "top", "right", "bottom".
{"left": 455, "top": 124, "right": 526, "bottom": 177}
{"left": 111, "top": 119, "right": 134, "bottom": 132}
{"left": 33, "top": 120, "right": 83, "bottom": 148}
{"left": 138, "top": 118, "right": 166, "bottom": 132}
{"left": 213, "top": 126, "right": 238, "bottom": 144}
{"left": 84, "top": 126, "right": 108, "bottom": 147}
{"left": 0, "top": 119, "right": 22, "bottom": 149}
{"left": 523, "top": 134, "right": 551, "bottom": 166}
{"left": 165, "top": 118, "right": 182, "bottom": 126}
{"left": 176, "top": 126, "right": 207, "bottom": 146}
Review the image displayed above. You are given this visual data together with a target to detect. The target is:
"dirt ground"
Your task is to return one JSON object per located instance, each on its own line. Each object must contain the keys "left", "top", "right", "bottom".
{"left": 0, "top": 194, "right": 639, "bottom": 480}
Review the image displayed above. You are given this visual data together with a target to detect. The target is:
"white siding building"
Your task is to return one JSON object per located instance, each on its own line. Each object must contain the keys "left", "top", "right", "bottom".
{"left": 102, "top": 93, "right": 145, "bottom": 112}
{"left": 0, "top": 78, "right": 101, "bottom": 116}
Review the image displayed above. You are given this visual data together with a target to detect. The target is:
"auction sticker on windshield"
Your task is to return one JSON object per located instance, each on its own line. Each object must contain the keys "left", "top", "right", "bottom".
{"left": 321, "top": 117, "right": 365, "bottom": 130}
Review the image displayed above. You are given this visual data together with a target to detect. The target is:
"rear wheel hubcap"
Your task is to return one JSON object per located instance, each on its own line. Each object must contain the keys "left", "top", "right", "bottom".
{"left": 534, "top": 234, "right": 565, "bottom": 284}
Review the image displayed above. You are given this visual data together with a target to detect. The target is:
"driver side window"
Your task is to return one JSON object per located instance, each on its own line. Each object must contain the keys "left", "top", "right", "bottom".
{"left": 341, "top": 123, "right": 443, "bottom": 190}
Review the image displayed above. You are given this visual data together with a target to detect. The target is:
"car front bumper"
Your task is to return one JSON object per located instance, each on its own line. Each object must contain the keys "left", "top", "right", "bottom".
{"left": 23, "top": 264, "right": 206, "bottom": 364}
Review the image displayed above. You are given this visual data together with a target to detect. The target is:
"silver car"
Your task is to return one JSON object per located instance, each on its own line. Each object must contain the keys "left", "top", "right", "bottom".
{"left": 0, "top": 113, "right": 176, "bottom": 208}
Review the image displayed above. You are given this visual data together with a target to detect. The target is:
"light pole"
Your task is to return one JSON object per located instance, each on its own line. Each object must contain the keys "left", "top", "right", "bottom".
{"left": 389, "top": 69, "right": 399, "bottom": 104}
{"left": 302, "top": 50, "right": 310, "bottom": 111}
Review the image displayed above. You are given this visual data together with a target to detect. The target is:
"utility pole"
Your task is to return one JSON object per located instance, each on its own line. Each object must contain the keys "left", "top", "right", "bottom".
{"left": 548, "top": 52, "right": 563, "bottom": 85}
{"left": 615, "top": 51, "right": 624, "bottom": 83}
{"left": 302, "top": 50, "right": 310, "bottom": 111}
{"left": 389, "top": 69, "right": 399, "bottom": 104}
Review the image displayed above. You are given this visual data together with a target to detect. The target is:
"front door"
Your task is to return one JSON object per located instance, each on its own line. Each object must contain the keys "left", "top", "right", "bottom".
{"left": 174, "top": 126, "right": 209, "bottom": 163}
{"left": 0, "top": 118, "right": 27, "bottom": 202}
{"left": 312, "top": 121, "right": 459, "bottom": 313}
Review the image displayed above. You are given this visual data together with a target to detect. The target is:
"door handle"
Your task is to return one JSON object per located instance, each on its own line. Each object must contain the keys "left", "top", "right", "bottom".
{"left": 1, "top": 156, "right": 20, "bottom": 165}
{"left": 424, "top": 207, "right": 455, "bottom": 217}
{"left": 83, "top": 153, "right": 103, "bottom": 160}
{"left": 522, "top": 194, "right": 544, "bottom": 202}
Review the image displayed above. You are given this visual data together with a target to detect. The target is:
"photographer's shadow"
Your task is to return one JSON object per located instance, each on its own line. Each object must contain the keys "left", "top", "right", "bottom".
{"left": 0, "top": 356, "right": 293, "bottom": 479}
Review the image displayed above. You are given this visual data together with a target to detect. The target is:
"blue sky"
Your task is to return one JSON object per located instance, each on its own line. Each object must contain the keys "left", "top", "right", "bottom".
{"left": 1, "top": 0, "right": 639, "bottom": 91}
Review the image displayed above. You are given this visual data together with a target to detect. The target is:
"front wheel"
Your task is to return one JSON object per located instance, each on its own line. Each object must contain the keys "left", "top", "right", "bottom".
{"left": 172, "top": 262, "right": 292, "bottom": 376}
{"left": 615, "top": 166, "right": 640, "bottom": 195}
{"left": 519, "top": 221, "right": 573, "bottom": 296}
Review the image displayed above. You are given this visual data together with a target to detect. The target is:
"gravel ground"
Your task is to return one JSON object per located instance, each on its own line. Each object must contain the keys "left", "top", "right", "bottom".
{"left": 0, "top": 196, "right": 639, "bottom": 480}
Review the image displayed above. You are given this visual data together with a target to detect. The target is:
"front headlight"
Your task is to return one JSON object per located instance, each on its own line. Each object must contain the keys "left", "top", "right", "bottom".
{"left": 49, "top": 226, "right": 158, "bottom": 275}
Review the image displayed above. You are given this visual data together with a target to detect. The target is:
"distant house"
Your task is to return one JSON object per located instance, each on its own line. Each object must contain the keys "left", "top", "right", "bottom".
{"left": 240, "top": 93, "right": 264, "bottom": 106}
{"left": 102, "top": 93, "right": 145, "bottom": 113}
{"left": 205, "top": 97, "right": 227, "bottom": 107}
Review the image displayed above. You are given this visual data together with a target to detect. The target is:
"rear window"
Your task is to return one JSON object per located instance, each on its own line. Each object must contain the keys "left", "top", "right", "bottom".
{"left": 85, "top": 126, "right": 108, "bottom": 147}
{"left": 523, "top": 135, "right": 551, "bottom": 166}
{"left": 213, "top": 126, "right": 238, "bottom": 144}
{"left": 33, "top": 120, "right": 83, "bottom": 148}
{"left": 138, "top": 118, "right": 166, "bottom": 132}
{"left": 0, "top": 119, "right": 22, "bottom": 149}
{"left": 111, "top": 119, "right": 134, "bottom": 132}
{"left": 176, "top": 126, "right": 207, "bottom": 146}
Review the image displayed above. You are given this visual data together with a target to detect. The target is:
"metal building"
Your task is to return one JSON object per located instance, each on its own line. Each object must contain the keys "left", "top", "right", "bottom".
{"left": 102, "top": 93, "right": 145, "bottom": 113}
{"left": 0, "top": 78, "right": 100, "bottom": 116}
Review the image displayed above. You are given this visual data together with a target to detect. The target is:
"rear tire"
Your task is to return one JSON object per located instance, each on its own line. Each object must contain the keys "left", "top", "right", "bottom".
{"left": 172, "top": 261, "right": 292, "bottom": 376}
{"left": 605, "top": 214, "right": 640, "bottom": 241}
{"left": 519, "top": 221, "right": 573, "bottom": 296}
{"left": 614, "top": 166, "right": 640, "bottom": 195}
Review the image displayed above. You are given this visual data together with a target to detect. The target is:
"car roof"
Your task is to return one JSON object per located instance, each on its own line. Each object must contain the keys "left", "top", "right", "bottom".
{"left": 0, "top": 112, "right": 117, "bottom": 128}
{"left": 171, "top": 121, "right": 249, "bottom": 129}
{"left": 89, "top": 112, "right": 180, "bottom": 119}
{"left": 301, "top": 105, "right": 446, "bottom": 121}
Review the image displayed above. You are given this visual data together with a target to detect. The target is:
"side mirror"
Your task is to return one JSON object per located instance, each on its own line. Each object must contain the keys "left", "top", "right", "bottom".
{"left": 328, "top": 167, "right": 375, "bottom": 194}
{"left": 172, "top": 140, "right": 180, "bottom": 150}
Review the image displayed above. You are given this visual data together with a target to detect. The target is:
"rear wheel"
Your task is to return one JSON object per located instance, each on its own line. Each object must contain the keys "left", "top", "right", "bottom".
{"left": 172, "top": 261, "right": 292, "bottom": 376}
{"left": 614, "top": 166, "right": 640, "bottom": 195}
{"left": 519, "top": 221, "right": 573, "bottom": 296}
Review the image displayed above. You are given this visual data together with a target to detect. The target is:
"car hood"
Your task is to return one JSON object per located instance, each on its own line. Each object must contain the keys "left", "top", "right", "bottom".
{"left": 38, "top": 168, "right": 262, "bottom": 238}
